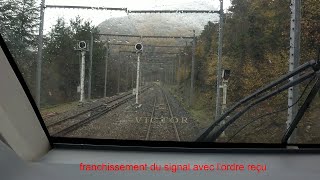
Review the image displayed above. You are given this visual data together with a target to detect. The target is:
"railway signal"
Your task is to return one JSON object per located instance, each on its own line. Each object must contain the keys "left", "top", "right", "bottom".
{"left": 134, "top": 43, "right": 143, "bottom": 108}
{"left": 135, "top": 43, "right": 143, "bottom": 107}
{"left": 78, "top": 41, "right": 87, "bottom": 49}
{"left": 222, "top": 69, "right": 231, "bottom": 81}
{"left": 135, "top": 43, "right": 143, "bottom": 52}
{"left": 219, "top": 69, "right": 231, "bottom": 137}
{"left": 75, "top": 41, "right": 89, "bottom": 103}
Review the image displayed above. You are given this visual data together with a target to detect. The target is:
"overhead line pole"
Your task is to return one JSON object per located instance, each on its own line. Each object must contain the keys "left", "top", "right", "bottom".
{"left": 35, "top": 0, "right": 45, "bottom": 108}
{"left": 178, "top": 54, "right": 181, "bottom": 83}
{"left": 215, "top": 0, "right": 224, "bottom": 121}
{"left": 190, "top": 30, "right": 196, "bottom": 106}
{"left": 287, "top": 0, "right": 301, "bottom": 143}
{"left": 118, "top": 51, "right": 121, "bottom": 94}
{"left": 104, "top": 40, "right": 109, "bottom": 98}
{"left": 88, "top": 32, "right": 93, "bottom": 100}
{"left": 126, "top": 63, "right": 129, "bottom": 90}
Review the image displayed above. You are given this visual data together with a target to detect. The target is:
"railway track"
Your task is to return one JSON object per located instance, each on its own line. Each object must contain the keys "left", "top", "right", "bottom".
{"left": 45, "top": 90, "right": 134, "bottom": 122}
{"left": 145, "top": 87, "right": 180, "bottom": 141}
{"left": 48, "top": 86, "right": 152, "bottom": 136}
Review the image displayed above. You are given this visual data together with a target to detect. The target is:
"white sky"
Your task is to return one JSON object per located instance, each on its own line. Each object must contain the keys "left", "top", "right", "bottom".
{"left": 40, "top": 0, "right": 231, "bottom": 34}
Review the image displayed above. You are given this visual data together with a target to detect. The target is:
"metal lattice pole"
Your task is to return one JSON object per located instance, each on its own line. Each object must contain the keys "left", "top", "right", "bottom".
{"left": 178, "top": 54, "right": 181, "bottom": 83}
{"left": 117, "top": 52, "right": 121, "bottom": 94}
{"left": 287, "top": 0, "right": 301, "bottom": 143}
{"left": 104, "top": 42, "right": 109, "bottom": 98}
{"left": 190, "top": 30, "right": 196, "bottom": 105}
{"left": 88, "top": 32, "right": 93, "bottom": 100}
{"left": 215, "top": 0, "right": 224, "bottom": 121}
{"left": 35, "top": 0, "right": 45, "bottom": 107}
{"left": 126, "top": 62, "right": 129, "bottom": 90}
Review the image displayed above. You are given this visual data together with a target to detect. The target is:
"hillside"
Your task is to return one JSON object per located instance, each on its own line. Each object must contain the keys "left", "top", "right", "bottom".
{"left": 97, "top": 13, "right": 218, "bottom": 38}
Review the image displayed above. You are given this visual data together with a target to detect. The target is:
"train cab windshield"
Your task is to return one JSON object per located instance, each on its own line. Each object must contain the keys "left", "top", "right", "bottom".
{"left": 1, "top": 0, "right": 320, "bottom": 147}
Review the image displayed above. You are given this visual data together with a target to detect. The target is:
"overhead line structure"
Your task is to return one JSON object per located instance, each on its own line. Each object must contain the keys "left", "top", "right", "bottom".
{"left": 44, "top": 5, "right": 220, "bottom": 14}
{"left": 98, "top": 33, "right": 194, "bottom": 39}
{"left": 119, "top": 51, "right": 181, "bottom": 55}
{"left": 127, "top": 10, "right": 219, "bottom": 14}
{"left": 44, "top": 5, "right": 127, "bottom": 11}
{"left": 109, "top": 43, "right": 191, "bottom": 48}
{"left": 36, "top": 4, "right": 221, "bottom": 108}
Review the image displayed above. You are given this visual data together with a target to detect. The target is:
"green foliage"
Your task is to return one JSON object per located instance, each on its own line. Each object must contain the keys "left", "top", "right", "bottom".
{"left": 41, "top": 17, "right": 106, "bottom": 105}
{"left": 0, "top": 0, "right": 39, "bottom": 97}
{"left": 185, "top": 0, "right": 319, "bottom": 135}
{"left": 191, "top": 0, "right": 293, "bottom": 105}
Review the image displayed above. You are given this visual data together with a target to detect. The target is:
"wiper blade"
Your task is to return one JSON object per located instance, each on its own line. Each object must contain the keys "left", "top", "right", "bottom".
{"left": 195, "top": 60, "right": 319, "bottom": 142}
{"left": 282, "top": 74, "right": 320, "bottom": 143}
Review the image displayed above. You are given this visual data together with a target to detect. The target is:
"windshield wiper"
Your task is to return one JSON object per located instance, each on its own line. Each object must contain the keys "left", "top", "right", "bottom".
{"left": 195, "top": 59, "right": 320, "bottom": 142}
{"left": 281, "top": 74, "right": 320, "bottom": 143}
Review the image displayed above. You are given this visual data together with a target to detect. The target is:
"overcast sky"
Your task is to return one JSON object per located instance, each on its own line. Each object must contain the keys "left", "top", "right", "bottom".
{"left": 40, "top": 0, "right": 231, "bottom": 34}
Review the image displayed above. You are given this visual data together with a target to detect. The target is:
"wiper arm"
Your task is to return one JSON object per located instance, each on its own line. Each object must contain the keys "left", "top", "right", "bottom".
{"left": 281, "top": 74, "right": 320, "bottom": 143}
{"left": 195, "top": 60, "right": 319, "bottom": 142}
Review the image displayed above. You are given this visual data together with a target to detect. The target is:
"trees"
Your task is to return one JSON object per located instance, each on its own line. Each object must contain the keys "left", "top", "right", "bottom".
{"left": 0, "top": 0, "right": 38, "bottom": 58}
{"left": 183, "top": 0, "right": 320, "bottom": 142}
{"left": 191, "top": 0, "right": 292, "bottom": 103}
{"left": 41, "top": 17, "right": 106, "bottom": 105}
{"left": 0, "top": 0, "right": 39, "bottom": 96}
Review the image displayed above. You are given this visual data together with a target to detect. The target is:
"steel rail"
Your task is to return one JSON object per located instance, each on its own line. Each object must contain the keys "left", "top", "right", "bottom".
{"left": 163, "top": 88, "right": 180, "bottom": 141}
{"left": 145, "top": 97, "right": 157, "bottom": 140}
{"left": 46, "top": 91, "right": 133, "bottom": 128}
{"left": 51, "top": 86, "right": 151, "bottom": 136}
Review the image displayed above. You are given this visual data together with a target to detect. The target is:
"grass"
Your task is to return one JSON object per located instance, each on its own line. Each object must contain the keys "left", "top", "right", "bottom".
{"left": 40, "top": 101, "right": 79, "bottom": 115}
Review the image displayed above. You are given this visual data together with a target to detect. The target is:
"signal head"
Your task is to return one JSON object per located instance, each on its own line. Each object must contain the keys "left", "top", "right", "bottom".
{"left": 135, "top": 43, "right": 143, "bottom": 52}
{"left": 79, "top": 41, "right": 86, "bottom": 49}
